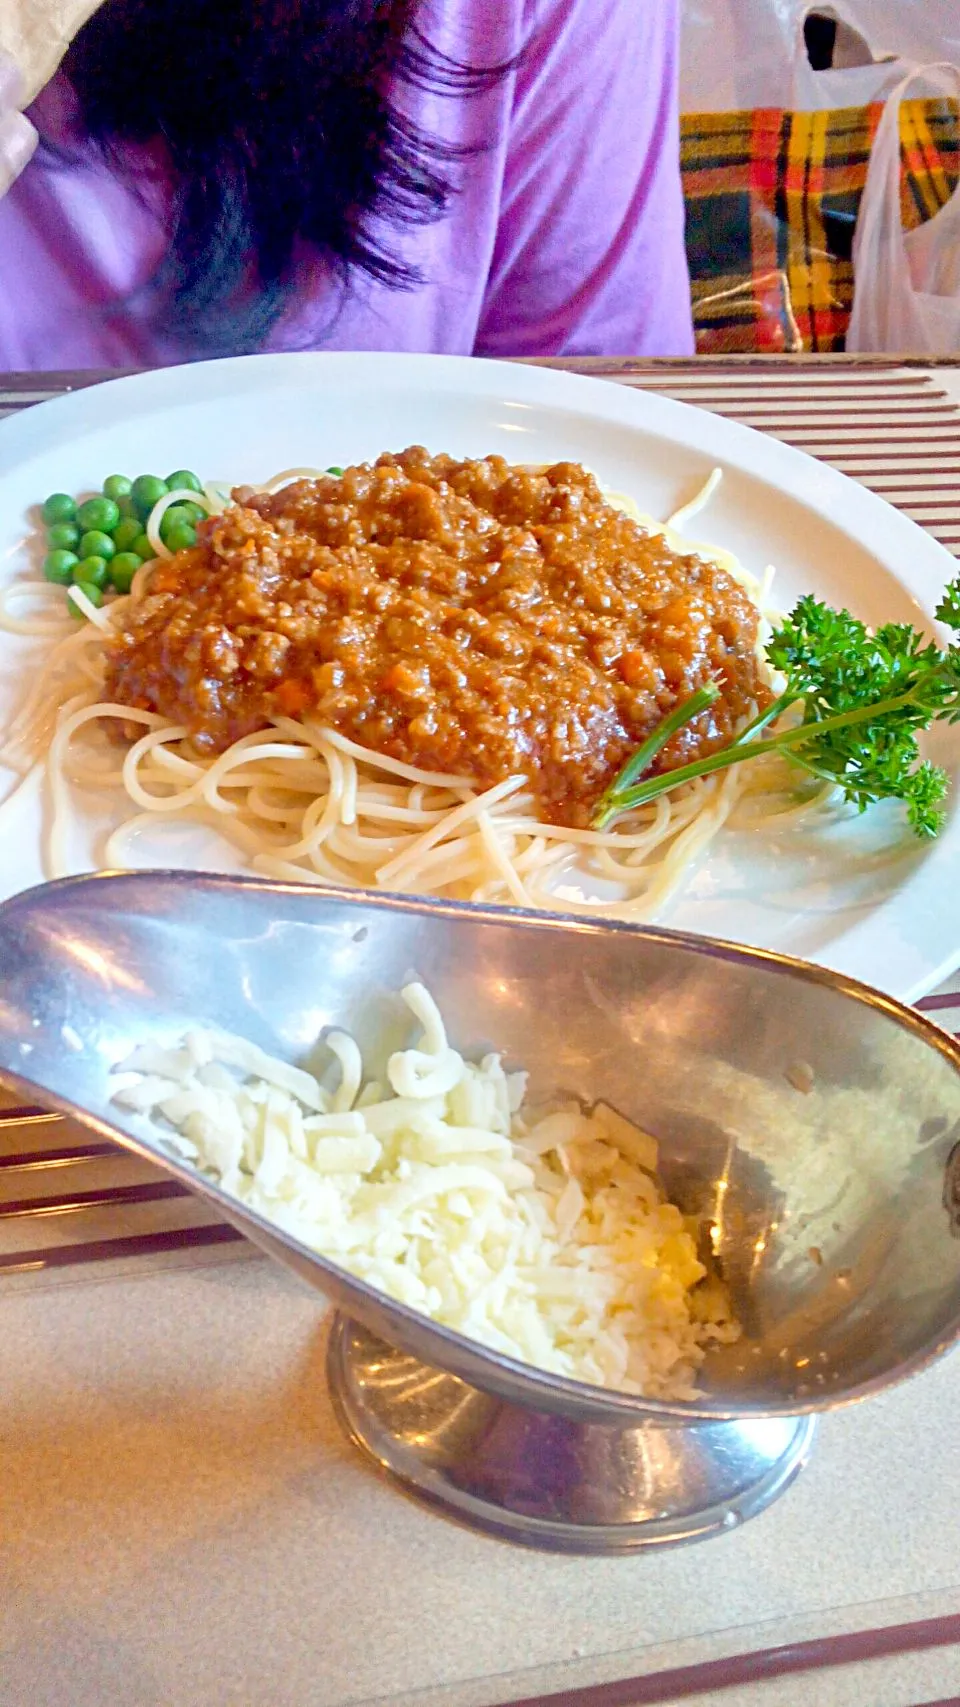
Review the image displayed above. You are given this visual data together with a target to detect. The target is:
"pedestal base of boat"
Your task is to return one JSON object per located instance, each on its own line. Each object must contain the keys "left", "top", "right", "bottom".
{"left": 326, "top": 1316, "right": 817, "bottom": 1555}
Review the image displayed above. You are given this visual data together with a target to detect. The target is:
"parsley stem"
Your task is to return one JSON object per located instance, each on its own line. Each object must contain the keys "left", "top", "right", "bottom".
{"left": 731, "top": 692, "right": 799, "bottom": 744}
{"left": 592, "top": 681, "right": 937, "bottom": 829}
{"left": 593, "top": 681, "right": 720, "bottom": 817}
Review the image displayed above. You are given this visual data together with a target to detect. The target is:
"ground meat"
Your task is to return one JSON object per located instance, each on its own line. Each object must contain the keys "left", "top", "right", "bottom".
{"left": 104, "top": 449, "right": 769, "bottom": 827}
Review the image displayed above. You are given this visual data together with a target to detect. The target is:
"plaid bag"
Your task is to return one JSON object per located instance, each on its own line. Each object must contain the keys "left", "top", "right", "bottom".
{"left": 681, "top": 96, "right": 960, "bottom": 353}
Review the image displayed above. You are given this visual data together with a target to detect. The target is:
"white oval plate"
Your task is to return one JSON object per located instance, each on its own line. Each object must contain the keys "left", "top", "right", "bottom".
{"left": 1, "top": 352, "right": 958, "bottom": 1001}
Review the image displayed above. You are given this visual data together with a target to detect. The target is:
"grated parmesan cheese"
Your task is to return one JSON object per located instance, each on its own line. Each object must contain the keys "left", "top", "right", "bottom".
{"left": 111, "top": 983, "right": 738, "bottom": 1398}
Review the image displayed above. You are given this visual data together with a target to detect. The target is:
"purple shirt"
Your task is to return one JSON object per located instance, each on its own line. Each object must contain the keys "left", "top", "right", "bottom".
{"left": 0, "top": 0, "right": 693, "bottom": 368}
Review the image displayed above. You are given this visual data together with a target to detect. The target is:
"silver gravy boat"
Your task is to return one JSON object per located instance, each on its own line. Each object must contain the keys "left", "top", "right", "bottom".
{"left": 0, "top": 870, "right": 958, "bottom": 1553}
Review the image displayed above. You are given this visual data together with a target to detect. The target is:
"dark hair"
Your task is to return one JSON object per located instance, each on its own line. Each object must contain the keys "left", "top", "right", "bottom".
{"left": 61, "top": 0, "right": 511, "bottom": 355}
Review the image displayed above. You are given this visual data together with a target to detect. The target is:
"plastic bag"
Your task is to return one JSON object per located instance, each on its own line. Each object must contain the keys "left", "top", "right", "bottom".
{"left": 681, "top": 94, "right": 959, "bottom": 355}
{"left": 679, "top": 1, "right": 960, "bottom": 354}
{"left": 847, "top": 65, "right": 960, "bottom": 354}
{"left": 680, "top": 0, "right": 960, "bottom": 115}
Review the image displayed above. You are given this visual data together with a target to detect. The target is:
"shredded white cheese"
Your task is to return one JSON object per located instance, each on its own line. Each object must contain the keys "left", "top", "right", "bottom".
{"left": 112, "top": 983, "right": 737, "bottom": 1398}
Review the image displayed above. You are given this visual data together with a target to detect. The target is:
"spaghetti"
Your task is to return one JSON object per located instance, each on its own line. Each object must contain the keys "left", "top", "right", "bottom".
{"left": 0, "top": 458, "right": 832, "bottom": 917}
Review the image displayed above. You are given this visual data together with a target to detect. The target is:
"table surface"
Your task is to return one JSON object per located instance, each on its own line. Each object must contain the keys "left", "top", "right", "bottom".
{"left": 2, "top": 356, "right": 960, "bottom": 1707}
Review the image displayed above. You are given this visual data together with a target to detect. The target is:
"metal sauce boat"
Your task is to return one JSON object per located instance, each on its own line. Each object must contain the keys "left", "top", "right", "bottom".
{"left": 0, "top": 871, "right": 958, "bottom": 1553}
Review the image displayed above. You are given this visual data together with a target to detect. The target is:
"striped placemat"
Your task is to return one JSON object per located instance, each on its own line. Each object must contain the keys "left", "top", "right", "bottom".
{"left": 560, "top": 357, "right": 960, "bottom": 555}
{"left": 2, "top": 358, "right": 959, "bottom": 1287}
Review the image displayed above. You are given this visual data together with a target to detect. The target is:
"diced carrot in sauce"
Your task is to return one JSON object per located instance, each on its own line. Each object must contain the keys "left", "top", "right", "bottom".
{"left": 150, "top": 566, "right": 184, "bottom": 595}
{"left": 618, "top": 649, "right": 650, "bottom": 686}
{"left": 273, "top": 679, "right": 311, "bottom": 715}
{"left": 382, "top": 662, "right": 425, "bottom": 696}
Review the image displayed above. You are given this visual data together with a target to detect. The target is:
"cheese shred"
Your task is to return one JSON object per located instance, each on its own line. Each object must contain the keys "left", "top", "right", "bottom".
{"left": 111, "top": 983, "right": 738, "bottom": 1398}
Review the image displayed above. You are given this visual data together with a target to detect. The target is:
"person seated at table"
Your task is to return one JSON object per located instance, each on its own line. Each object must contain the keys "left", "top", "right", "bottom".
{"left": 0, "top": 0, "right": 693, "bottom": 368}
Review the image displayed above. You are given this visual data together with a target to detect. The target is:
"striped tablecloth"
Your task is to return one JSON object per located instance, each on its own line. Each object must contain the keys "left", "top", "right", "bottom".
{"left": 3, "top": 357, "right": 960, "bottom": 1287}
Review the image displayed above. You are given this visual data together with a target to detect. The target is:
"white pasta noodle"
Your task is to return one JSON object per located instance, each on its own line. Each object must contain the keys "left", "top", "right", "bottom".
{"left": 0, "top": 579, "right": 77, "bottom": 637}
{"left": 664, "top": 465, "right": 723, "bottom": 532}
{"left": 111, "top": 982, "right": 739, "bottom": 1397}
{"left": 65, "top": 580, "right": 116, "bottom": 632}
{"left": 0, "top": 463, "right": 829, "bottom": 909}
{"left": 257, "top": 466, "right": 337, "bottom": 494}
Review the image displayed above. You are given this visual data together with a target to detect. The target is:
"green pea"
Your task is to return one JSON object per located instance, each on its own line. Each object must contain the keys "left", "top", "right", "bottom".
{"left": 109, "top": 552, "right": 142, "bottom": 594}
{"left": 102, "top": 474, "right": 132, "bottom": 503}
{"left": 43, "top": 549, "right": 80, "bottom": 585}
{"left": 78, "top": 529, "right": 116, "bottom": 562}
{"left": 116, "top": 494, "right": 140, "bottom": 520}
{"left": 131, "top": 474, "right": 169, "bottom": 517}
{"left": 112, "top": 517, "right": 143, "bottom": 552}
{"left": 69, "top": 581, "right": 104, "bottom": 618}
{"left": 159, "top": 504, "right": 200, "bottom": 542}
{"left": 76, "top": 496, "right": 121, "bottom": 534}
{"left": 47, "top": 521, "right": 80, "bottom": 551}
{"left": 164, "top": 469, "right": 203, "bottom": 494}
{"left": 130, "top": 532, "right": 156, "bottom": 561}
{"left": 326, "top": 466, "right": 344, "bottom": 476}
{"left": 163, "top": 521, "right": 197, "bottom": 554}
{"left": 73, "top": 554, "right": 109, "bottom": 589}
{"left": 41, "top": 493, "right": 78, "bottom": 527}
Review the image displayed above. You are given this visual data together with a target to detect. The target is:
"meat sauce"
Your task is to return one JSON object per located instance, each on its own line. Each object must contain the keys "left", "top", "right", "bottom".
{"left": 104, "top": 450, "right": 769, "bottom": 827}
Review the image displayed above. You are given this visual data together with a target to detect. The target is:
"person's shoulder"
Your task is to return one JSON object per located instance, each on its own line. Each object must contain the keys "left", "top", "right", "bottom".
{"left": 517, "top": 0, "right": 675, "bottom": 54}
{"left": 419, "top": 0, "right": 663, "bottom": 68}
{"left": 416, "top": 0, "right": 522, "bottom": 59}
{"left": 519, "top": 0, "right": 658, "bottom": 23}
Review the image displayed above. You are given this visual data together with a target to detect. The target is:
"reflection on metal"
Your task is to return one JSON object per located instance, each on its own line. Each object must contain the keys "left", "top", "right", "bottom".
{"left": 944, "top": 1140, "right": 960, "bottom": 1236}
{"left": 57, "top": 933, "right": 149, "bottom": 993}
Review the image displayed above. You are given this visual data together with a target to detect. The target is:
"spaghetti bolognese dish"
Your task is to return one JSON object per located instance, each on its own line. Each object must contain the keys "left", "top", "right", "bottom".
{"left": 0, "top": 449, "right": 859, "bottom": 913}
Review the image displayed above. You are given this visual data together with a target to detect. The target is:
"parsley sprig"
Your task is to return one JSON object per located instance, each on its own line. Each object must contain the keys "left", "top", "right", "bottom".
{"left": 592, "top": 575, "right": 960, "bottom": 838}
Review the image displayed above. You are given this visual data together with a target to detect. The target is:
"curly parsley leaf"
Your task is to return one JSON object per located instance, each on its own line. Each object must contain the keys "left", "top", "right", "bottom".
{"left": 936, "top": 580, "right": 960, "bottom": 632}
